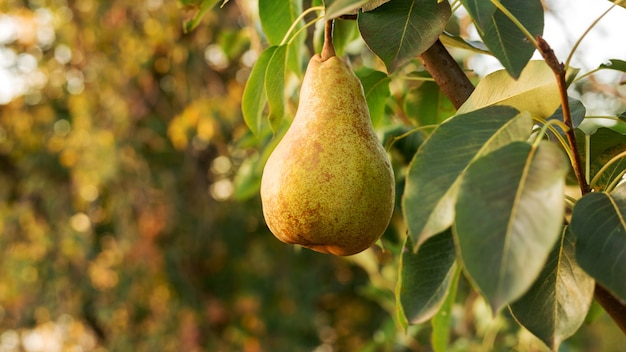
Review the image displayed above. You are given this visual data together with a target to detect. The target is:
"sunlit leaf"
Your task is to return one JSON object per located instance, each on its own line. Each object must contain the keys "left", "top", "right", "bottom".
{"left": 356, "top": 69, "right": 390, "bottom": 127}
{"left": 455, "top": 141, "right": 569, "bottom": 313}
{"left": 265, "top": 45, "right": 288, "bottom": 131}
{"left": 242, "top": 46, "right": 277, "bottom": 135}
{"left": 571, "top": 183, "right": 626, "bottom": 302}
{"left": 460, "top": 0, "right": 544, "bottom": 78}
{"left": 458, "top": 61, "right": 560, "bottom": 118}
{"left": 403, "top": 106, "right": 532, "bottom": 248}
{"left": 609, "top": 0, "right": 626, "bottom": 9}
{"left": 396, "top": 230, "right": 457, "bottom": 325}
{"left": 358, "top": 0, "right": 451, "bottom": 72}
{"left": 439, "top": 31, "right": 490, "bottom": 55}
{"left": 509, "top": 229, "right": 594, "bottom": 351}
{"left": 325, "top": 0, "right": 370, "bottom": 19}
{"left": 431, "top": 266, "right": 461, "bottom": 352}
{"left": 259, "top": 0, "right": 303, "bottom": 45}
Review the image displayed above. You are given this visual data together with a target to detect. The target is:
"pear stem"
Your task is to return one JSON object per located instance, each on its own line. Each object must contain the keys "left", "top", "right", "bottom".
{"left": 321, "top": 19, "right": 336, "bottom": 61}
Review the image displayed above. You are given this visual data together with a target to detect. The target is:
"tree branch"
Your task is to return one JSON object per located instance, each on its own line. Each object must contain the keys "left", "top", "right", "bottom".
{"left": 536, "top": 36, "right": 590, "bottom": 195}
{"left": 418, "top": 39, "right": 474, "bottom": 109}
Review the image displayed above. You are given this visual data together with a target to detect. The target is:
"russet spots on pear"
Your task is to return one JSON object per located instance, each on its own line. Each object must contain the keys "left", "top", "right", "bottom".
{"left": 260, "top": 49, "right": 395, "bottom": 256}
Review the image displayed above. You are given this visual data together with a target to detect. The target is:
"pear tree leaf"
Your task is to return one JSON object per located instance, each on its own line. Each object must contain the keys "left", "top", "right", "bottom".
{"left": 431, "top": 266, "right": 461, "bottom": 352}
{"left": 570, "top": 183, "right": 626, "bottom": 302}
{"left": 547, "top": 97, "right": 586, "bottom": 130}
{"left": 259, "top": 0, "right": 304, "bottom": 75}
{"left": 576, "top": 127, "right": 626, "bottom": 166}
{"left": 458, "top": 61, "right": 560, "bottom": 119}
{"left": 396, "top": 230, "right": 457, "bottom": 325}
{"left": 599, "top": 59, "right": 626, "bottom": 73}
{"left": 259, "top": 0, "right": 303, "bottom": 45}
{"left": 325, "top": 0, "right": 371, "bottom": 19}
{"left": 439, "top": 31, "right": 490, "bottom": 55}
{"left": 455, "top": 141, "right": 569, "bottom": 313}
{"left": 242, "top": 46, "right": 278, "bottom": 135}
{"left": 403, "top": 106, "right": 532, "bottom": 248}
{"left": 509, "top": 229, "right": 594, "bottom": 351}
{"left": 460, "top": 0, "right": 544, "bottom": 78}
{"left": 265, "top": 45, "right": 288, "bottom": 131}
{"left": 356, "top": 69, "right": 390, "bottom": 127}
{"left": 590, "top": 144, "right": 626, "bottom": 192}
{"left": 404, "top": 81, "right": 456, "bottom": 127}
{"left": 358, "top": 0, "right": 452, "bottom": 72}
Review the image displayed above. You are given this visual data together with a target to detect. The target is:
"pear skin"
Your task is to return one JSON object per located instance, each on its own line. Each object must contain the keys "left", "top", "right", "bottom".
{"left": 260, "top": 53, "right": 395, "bottom": 256}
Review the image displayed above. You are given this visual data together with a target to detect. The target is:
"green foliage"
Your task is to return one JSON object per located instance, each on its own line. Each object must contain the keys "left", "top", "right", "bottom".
{"left": 455, "top": 140, "right": 569, "bottom": 313}
{"left": 510, "top": 229, "right": 595, "bottom": 350}
{"left": 403, "top": 106, "right": 532, "bottom": 246}
{"left": 358, "top": 0, "right": 452, "bottom": 72}
{"left": 460, "top": 0, "right": 544, "bottom": 78}
{"left": 570, "top": 184, "right": 626, "bottom": 302}
{"left": 396, "top": 230, "right": 457, "bottom": 326}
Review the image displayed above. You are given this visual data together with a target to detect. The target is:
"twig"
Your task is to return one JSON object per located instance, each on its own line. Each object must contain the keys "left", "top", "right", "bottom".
{"left": 536, "top": 36, "right": 590, "bottom": 195}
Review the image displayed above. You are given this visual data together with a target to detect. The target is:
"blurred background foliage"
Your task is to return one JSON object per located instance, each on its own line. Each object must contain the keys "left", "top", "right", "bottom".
{"left": 0, "top": 0, "right": 624, "bottom": 351}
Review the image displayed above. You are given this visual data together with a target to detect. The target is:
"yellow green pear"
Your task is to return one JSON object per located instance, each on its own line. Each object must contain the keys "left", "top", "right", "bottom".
{"left": 260, "top": 32, "right": 395, "bottom": 256}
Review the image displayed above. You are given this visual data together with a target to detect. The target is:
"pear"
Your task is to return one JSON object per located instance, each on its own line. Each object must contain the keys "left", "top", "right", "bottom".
{"left": 260, "top": 36, "right": 395, "bottom": 256}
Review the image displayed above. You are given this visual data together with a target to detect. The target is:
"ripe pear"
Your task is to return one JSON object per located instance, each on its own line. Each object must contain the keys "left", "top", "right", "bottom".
{"left": 260, "top": 44, "right": 395, "bottom": 256}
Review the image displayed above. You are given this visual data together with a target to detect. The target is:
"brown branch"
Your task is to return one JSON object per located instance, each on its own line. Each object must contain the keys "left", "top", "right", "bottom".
{"left": 418, "top": 39, "right": 475, "bottom": 109}
{"left": 536, "top": 36, "right": 590, "bottom": 195}
{"left": 421, "top": 36, "right": 626, "bottom": 334}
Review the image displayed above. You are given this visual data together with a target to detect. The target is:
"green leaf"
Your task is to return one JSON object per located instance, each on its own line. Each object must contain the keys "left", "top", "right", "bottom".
{"left": 358, "top": 0, "right": 451, "bottom": 72}
{"left": 325, "top": 0, "right": 371, "bottom": 19}
{"left": 403, "top": 106, "right": 532, "bottom": 248}
{"left": 576, "top": 127, "right": 626, "bottom": 167}
{"left": 242, "top": 46, "right": 277, "bottom": 135}
{"left": 439, "top": 31, "right": 490, "bottom": 55}
{"left": 571, "top": 183, "right": 626, "bottom": 302}
{"left": 458, "top": 61, "right": 560, "bottom": 119}
{"left": 396, "top": 230, "right": 457, "bottom": 325}
{"left": 259, "top": 0, "right": 304, "bottom": 75}
{"left": 265, "top": 45, "right": 288, "bottom": 131}
{"left": 455, "top": 141, "right": 569, "bottom": 313}
{"left": 599, "top": 59, "right": 626, "bottom": 73}
{"left": 259, "top": 0, "right": 303, "bottom": 45}
{"left": 404, "top": 81, "right": 456, "bottom": 127}
{"left": 547, "top": 97, "right": 586, "bottom": 131}
{"left": 509, "top": 229, "right": 594, "bottom": 351}
{"left": 590, "top": 144, "right": 626, "bottom": 192}
{"left": 431, "top": 266, "right": 461, "bottom": 352}
{"left": 356, "top": 69, "right": 390, "bottom": 127}
{"left": 182, "top": 0, "right": 222, "bottom": 33}
{"left": 460, "top": 0, "right": 544, "bottom": 78}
